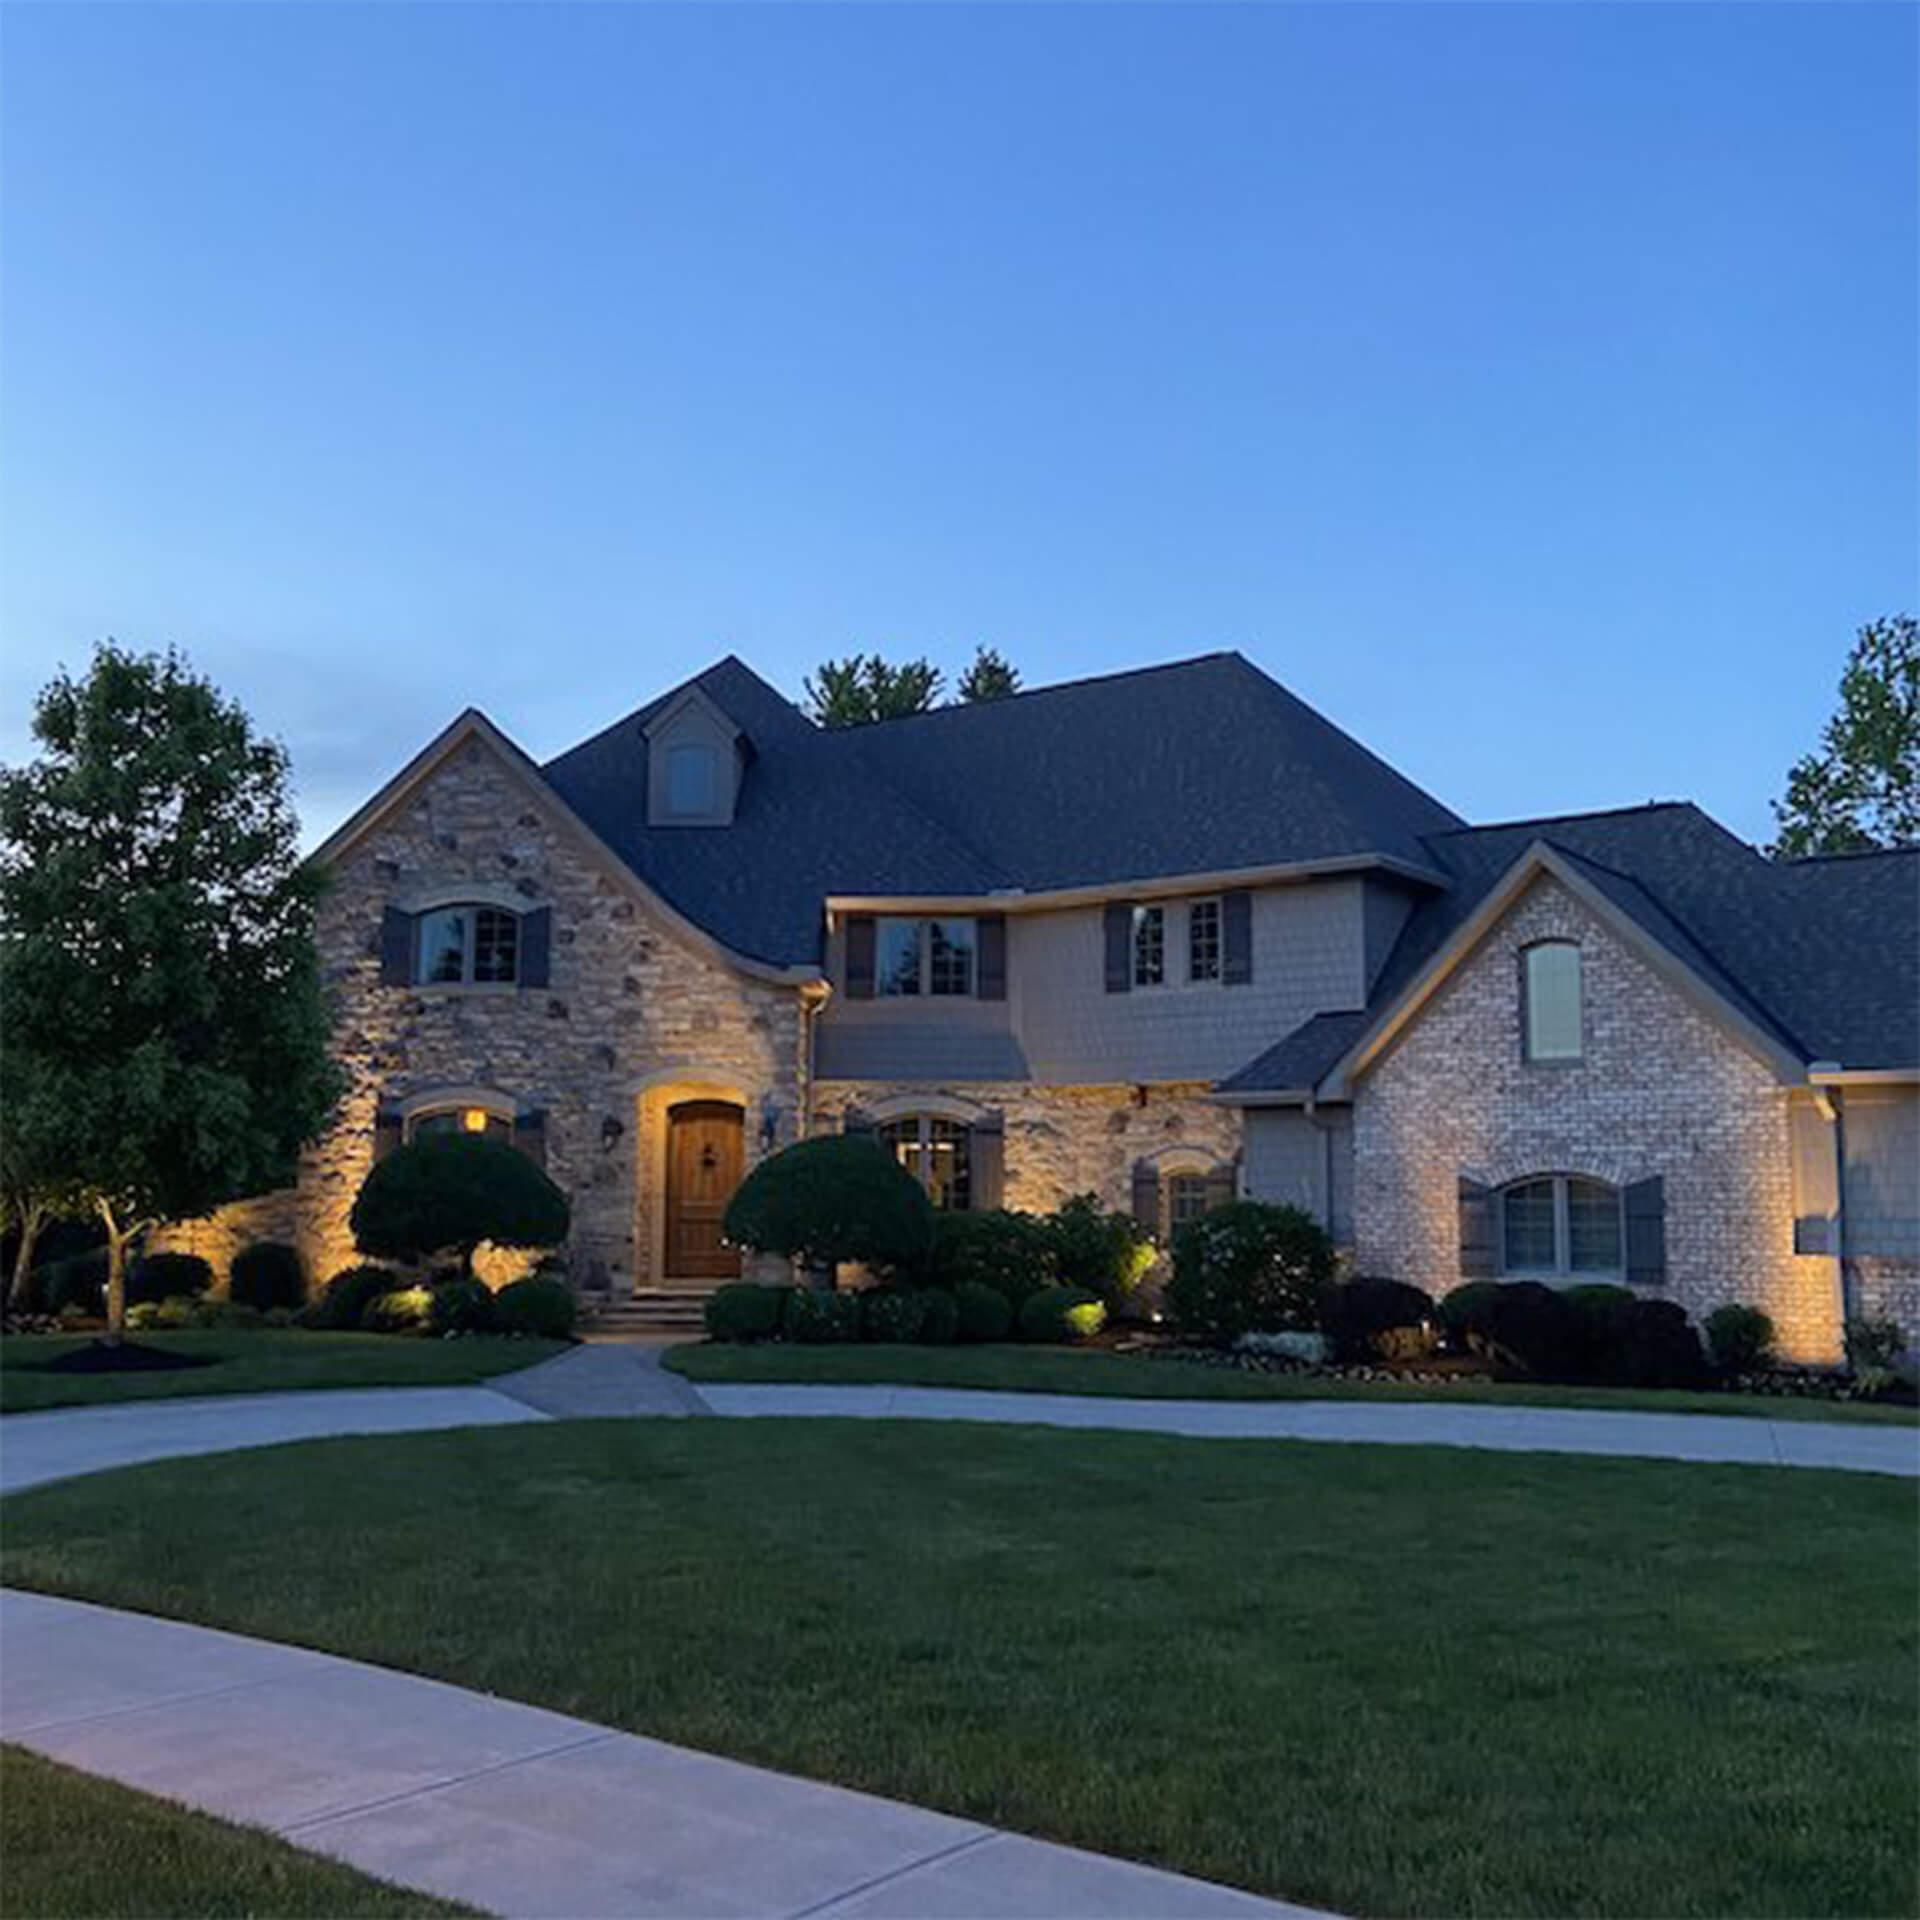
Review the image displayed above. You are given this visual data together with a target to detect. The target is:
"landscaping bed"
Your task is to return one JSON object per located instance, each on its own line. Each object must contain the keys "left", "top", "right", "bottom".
{"left": 0, "top": 1331, "right": 567, "bottom": 1415}
{"left": 3, "top": 1420, "right": 1911, "bottom": 1918}
{"left": 0, "top": 1744, "right": 467, "bottom": 1917}
{"left": 665, "top": 1339, "right": 1920, "bottom": 1424}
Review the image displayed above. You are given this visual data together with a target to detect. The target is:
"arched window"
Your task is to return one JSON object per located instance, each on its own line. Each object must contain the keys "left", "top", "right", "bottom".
{"left": 1522, "top": 941, "right": 1583, "bottom": 1062}
{"left": 1499, "top": 1174, "right": 1621, "bottom": 1276}
{"left": 879, "top": 1115, "right": 972, "bottom": 1211}
{"left": 415, "top": 904, "right": 520, "bottom": 986}
{"left": 405, "top": 1102, "right": 513, "bottom": 1145}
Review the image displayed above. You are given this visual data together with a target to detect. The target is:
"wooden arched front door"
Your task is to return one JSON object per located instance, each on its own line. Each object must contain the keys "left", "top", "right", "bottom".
{"left": 664, "top": 1100, "right": 744, "bottom": 1281}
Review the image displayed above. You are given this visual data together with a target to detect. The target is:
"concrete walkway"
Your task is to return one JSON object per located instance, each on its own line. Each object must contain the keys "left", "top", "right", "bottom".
{"left": 493, "top": 1341, "right": 709, "bottom": 1420}
{"left": 0, "top": 1588, "right": 1316, "bottom": 1920}
{"left": 695, "top": 1381, "right": 1920, "bottom": 1476}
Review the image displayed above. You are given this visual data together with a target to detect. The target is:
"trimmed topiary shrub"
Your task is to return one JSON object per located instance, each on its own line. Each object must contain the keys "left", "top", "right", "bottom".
{"left": 704, "top": 1282, "right": 790, "bottom": 1343}
{"left": 1480, "top": 1281, "right": 1582, "bottom": 1379}
{"left": 229, "top": 1241, "right": 307, "bottom": 1313}
{"left": 1165, "top": 1202, "right": 1334, "bottom": 1344}
{"left": 306, "top": 1263, "right": 398, "bottom": 1331}
{"left": 917, "top": 1287, "right": 959, "bottom": 1344}
{"left": 429, "top": 1275, "right": 498, "bottom": 1335}
{"left": 862, "top": 1289, "right": 928, "bottom": 1343}
{"left": 928, "top": 1210, "right": 1055, "bottom": 1305}
{"left": 1044, "top": 1195, "right": 1156, "bottom": 1305}
{"left": 723, "top": 1135, "right": 934, "bottom": 1277}
{"left": 1019, "top": 1285, "right": 1107, "bottom": 1343}
{"left": 954, "top": 1279, "right": 1014, "bottom": 1343}
{"left": 782, "top": 1286, "right": 864, "bottom": 1344}
{"left": 363, "top": 1286, "right": 433, "bottom": 1334}
{"left": 1437, "top": 1281, "right": 1502, "bottom": 1350}
{"left": 1618, "top": 1297, "right": 1707, "bottom": 1387}
{"left": 351, "top": 1134, "right": 570, "bottom": 1277}
{"left": 494, "top": 1275, "right": 577, "bottom": 1338}
{"left": 127, "top": 1251, "right": 212, "bottom": 1306}
{"left": 1320, "top": 1276, "right": 1436, "bottom": 1365}
{"left": 1564, "top": 1283, "right": 1640, "bottom": 1381}
{"left": 1705, "top": 1303, "right": 1776, "bottom": 1375}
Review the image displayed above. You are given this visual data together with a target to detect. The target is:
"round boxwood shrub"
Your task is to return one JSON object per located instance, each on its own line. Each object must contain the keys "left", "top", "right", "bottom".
{"left": 954, "top": 1279, "right": 1013, "bottom": 1343}
{"left": 782, "top": 1286, "right": 864, "bottom": 1344}
{"left": 1019, "top": 1284, "right": 1107, "bottom": 1343}
{"left": 351, "top": 1134, "right": 570, "bottom": 1277}
{"left": 1044, "top": 1195, "right": 1156, "bottom": 1305}
{"left": 1437, "top": 1281, "right": 1502, "bottom": 1350}
{"left": 306, "top": 1263, "right": 399, "bottom": 1331}
{"left": 1617, "top": 1297, "right": 1706, "bottom": 1388}
{"left": 704, "top": 1282, "right": 790, "bottom": 1343}
{"left": 1705, "top": 1303, "right": 1776, "bottom": 1375}
{"left": 429, "top": 1274, "right": 498, "bottom": 1335}
{"left": 493, "top": 1275, "right": 577, "bottom": 1338}
{"left": 863, "top": 1289, "right": 928, "bottom": 1343}
{"left": 928, "top": 1210, "right": 1055, "bottom": 1305}
{"left": 1320, "top": 1276, "right": 1436, "bottom": 1365}
{"left": 1563, "top": 1283, "right": 1640, "bottom": 1382}
{"left": 229, "top": 1241, "right": 307, "bottom": 1313}
{"left": 1165, "top": 1202, "right": 1334, "bottom": 1345}
{"left": 917, "top": 1287, "right": 959, "bottom": 1345}
{"left": 127, "top": 1251, "right": 213, "bottom": 1306}
{"left": 723, "top": 1135, "right": 934, "bottom": 1276}
{"left": 1480, "top": 1281, "right": 1582, "bottom": 1379}
{"left": 363, "top": 1286, "right": 433, "bottom": 1334}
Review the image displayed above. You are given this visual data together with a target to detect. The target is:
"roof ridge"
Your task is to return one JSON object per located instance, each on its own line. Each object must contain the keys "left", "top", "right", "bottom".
{"left": 1778, "top": 842, "right": 1920, "bottom": 865}
{"left": 1431, "top": 800, "right": 1698, "bottom": 839}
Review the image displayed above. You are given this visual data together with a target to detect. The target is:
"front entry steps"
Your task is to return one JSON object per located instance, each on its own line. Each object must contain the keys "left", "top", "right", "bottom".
{"left": 586, "top": 1286, "right": 717, "bottom": 1339}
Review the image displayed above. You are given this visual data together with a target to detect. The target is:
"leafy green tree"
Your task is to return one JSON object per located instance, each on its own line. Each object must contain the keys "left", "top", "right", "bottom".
{"left": 349, "top": 1133, "right": 570, "bottom": 1277}
{"left": 0, "top": 644, "right": 343, "bottom": 1332}
{"left": 803, "top": 654, "right": 943, "bottom": 727}
{"left": 957, "top": 646, "right": 1021, "bottom": 703}
{"left": 1771, "top": 615, "right": 1919, "bottom": 856}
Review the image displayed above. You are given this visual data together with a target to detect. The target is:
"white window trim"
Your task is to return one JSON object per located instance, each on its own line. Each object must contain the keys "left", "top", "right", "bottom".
{"left": 414, "top": 901, "right": 522, "bottom": 989}
{"left": 1186, "top": 896, "right": 1224, "bottom": 987}
{"left": 1497, "top": 1174, "right": 1624, "bottom": 1281}
{"left": 1522, "top": 940, "right": 1584, "bottom": 1065}
{"left": 1131, "top": 903, "right": 1168, "bottom": 989}
{"left": 878, "top": 1112, "right": 974, "bottom": 1211}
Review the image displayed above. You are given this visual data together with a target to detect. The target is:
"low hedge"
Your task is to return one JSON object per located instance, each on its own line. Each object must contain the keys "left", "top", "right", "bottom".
{"left": 928, "top": 1211, "right": 1055, "bottom": 1305}
{"left": 429, "top": 1275, "right": 498, "bottom": 1335}
{"left": 705, "top": 1282, "right": 791, "bottom": 1343}
{"left": 1018, "top": 1285, "right": 1107, "bottom": 1344}
{"left": 917, "top": 1287, "right": 959, "bottom": 1345}
{"left": 229, "top": 1242, "right": 307, "bottom": 1313}
{"left": 954, "top": 1279, "right": 1013, "bottom": 1343}
{"left": 862, "top": 1289, "right": 928, "bottom": 1343}
{"left": 1705, "top": 1303, "right": 1775, "bottom": 1374}
{"left": 306, "top": 1264, "right": 400, "bottom": 1331}
{"left": 494, "top": 1276, "right": 577, "bottom": 1338}
{"left": 1165, "top": 1203, "right": 1335, "bottom": 1344}
{"left": 782, "top": 1287, "right": 864, "bottom": 1344}
{"left": 1438, "top": 1279, "right": 1705, "bottom": 1386}
{"left": 1320, "top": 1276, "right": 1435, "bottom": 1364}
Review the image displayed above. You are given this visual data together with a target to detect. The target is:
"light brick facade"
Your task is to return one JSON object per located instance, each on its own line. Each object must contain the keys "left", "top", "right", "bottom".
{"left": 1350, "top": 874, "right": 1843, "bottom": 1361}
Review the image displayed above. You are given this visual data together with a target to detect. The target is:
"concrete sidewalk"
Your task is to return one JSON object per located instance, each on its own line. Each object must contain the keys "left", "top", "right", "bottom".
{"left": 0, "top": 1589, "right": 1319, "bottom": 1920}
{"left": 695, "top": 1382, "right": 1920, "bottom": 1476}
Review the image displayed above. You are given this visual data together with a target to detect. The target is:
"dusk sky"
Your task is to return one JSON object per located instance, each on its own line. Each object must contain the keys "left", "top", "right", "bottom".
{"left": 3, "top": 2, "right": 1913, "bottom": 850}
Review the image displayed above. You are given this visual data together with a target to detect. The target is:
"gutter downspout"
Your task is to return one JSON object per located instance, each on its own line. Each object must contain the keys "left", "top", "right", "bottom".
{"left": 1809, "top": 1063, "right": 1852, "bottom": 1343}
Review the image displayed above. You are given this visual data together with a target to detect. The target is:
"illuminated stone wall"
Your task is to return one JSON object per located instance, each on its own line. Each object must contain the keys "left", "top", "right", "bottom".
{"left": 159, "top": 736, "right": 803, "bottom": 1292}
{"left": 1351, "top": 873, "right": 1843, "bottom": 1362}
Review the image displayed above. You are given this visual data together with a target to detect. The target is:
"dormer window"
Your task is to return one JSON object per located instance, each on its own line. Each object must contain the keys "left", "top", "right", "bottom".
{"left": 666, "top": 744, "right": 719, "bottom": 818}
{"left": 416, "top": 904, "right": 520, "bottom": 986}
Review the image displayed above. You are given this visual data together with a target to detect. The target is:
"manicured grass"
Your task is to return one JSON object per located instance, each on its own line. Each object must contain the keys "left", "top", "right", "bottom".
{"left": 0, "top": 1331, "right": 567, "bottom": 1414}
{"left": 0, "top": 1744, "right": 468, "bottom": 1917}
{"left": 666, "top": 1337, "right": 1920, "bottom": 1424}
{"left": 5, "top": 1422, "right": 1913, "bottom": 1918}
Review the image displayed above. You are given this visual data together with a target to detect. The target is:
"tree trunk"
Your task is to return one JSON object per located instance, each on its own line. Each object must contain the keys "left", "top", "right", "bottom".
{"left": 97, "top": 1199, "right": 139, "bottom": 1343}
{"left": 6, "top": 1202, "right": 46, "bottom": 1310}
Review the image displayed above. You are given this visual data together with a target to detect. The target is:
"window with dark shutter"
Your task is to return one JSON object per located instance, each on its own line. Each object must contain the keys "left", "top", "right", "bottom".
{"left": 977, "top": 914, "right": 1007, "bottom": 1001}
{"left": 1222, "top": 890, "right": 1253, "bottom": 986}
{"left": 1458, "top": 1177, "right": 1495, "bottom": 1278}
{"left": 1130, "top": 1160, "right": 1160, "bottom": 1232}
{"left": 845, "top": 916, "right": 877, "bottom": 999}
{"left": 1104, "top": 904, "right": 1133, "bottom": 994}
{"left": 512, "top": 1108, "right": 548, "bottom": 1169}
{"left": 519, "top": 908, "right": 552, "bottom": 988}
{"left": 373, "top": 1104, "right": 404, "bottom": 1161}
{"left": 970, "top": 1112, "right": 1006, "bottom": 1210}
{"left": 380, "top": 908, "right": 415, "bottom": 986}
{"left": 1624, "top": 1176, "right": 1666, "bottom": 1287}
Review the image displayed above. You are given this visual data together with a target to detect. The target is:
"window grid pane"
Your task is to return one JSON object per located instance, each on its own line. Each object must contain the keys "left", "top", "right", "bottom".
{"left": 1526, "top": 944, "right": 1583, "bottom": 1061}
{"left": 472, "top": 908, "right": 519, "bottom": 984}
{"left": 417, "top": 908, "right": 468, "bottom": 985}
{"left": 1567, "top": 1178, "right": 1623, "bottom": 1271}
{"left": 1168, "top": 1173, "right": 1210, "bottom": 1229}
{"left": 1502, "top": 1179, "right": 1559, "bottom": 1271}
{"left": 410, "top": 1108, "right": 511, "bottom": 1144}
{"left": 923, "top": 1117, "right": 972, "bottom": 1212}
{"left": 927, "top": 919, "right": 975, "bottom": 997}
{"left": 1133, "top": 905, "right": 1165, "bottom": 987}
{"left": 1188, "top": 900, "right": 1221, "bottom": 983}
{"left": 877, "top": 919, "right": 922, "bottom": 997}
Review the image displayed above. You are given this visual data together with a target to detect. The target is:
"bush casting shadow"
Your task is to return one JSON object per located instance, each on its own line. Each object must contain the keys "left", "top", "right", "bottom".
{"left": 33, "top": 1341, "right": 216, "bottom": 1376}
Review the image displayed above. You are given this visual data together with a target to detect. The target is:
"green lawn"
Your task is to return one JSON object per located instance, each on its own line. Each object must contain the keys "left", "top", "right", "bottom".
{"left": 0, "top": 1744, "right": 468, "bottom": 1917}
{"left": 666, "top": 1337, "right": 1920, "bottom": 1424}
{"left": 0, "top": 1330, "right": 566, "bottom": 1414}
{"left": 4, "top": 1421, "right": 1913, "bottom": 1919}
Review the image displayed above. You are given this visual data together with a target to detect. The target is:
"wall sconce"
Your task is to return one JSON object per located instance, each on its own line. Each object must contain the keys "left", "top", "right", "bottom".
{"left": 760, "top": 1098, "right": 782, "bottom": 1150}
{"left": 601, "top": 1116, "right": 625, "bottom": 1150}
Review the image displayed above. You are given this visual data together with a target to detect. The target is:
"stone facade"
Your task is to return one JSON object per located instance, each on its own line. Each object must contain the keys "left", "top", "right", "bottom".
{"left": 164, "top": 736, "right": 805, "bottom": 1291}
{"left": 1349, "top": 873, "right": 1842, "bottom": 1362}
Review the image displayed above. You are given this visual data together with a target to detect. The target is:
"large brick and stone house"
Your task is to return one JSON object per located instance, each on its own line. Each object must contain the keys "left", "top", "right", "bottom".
{"left": 172, "top": 653, "right": 1918, "bottom": 1362}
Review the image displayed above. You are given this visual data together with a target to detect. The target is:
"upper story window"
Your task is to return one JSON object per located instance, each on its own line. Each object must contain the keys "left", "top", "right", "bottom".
{"left": 665, "top": 744, "right": 719, "bottom": 818}
{"left": 408, "top": 1103, "right": 512, "bottom": 1145}
{"left": 1523, "top": 941, "right": 1583, "bottom": 1062}
{"left": 879, "top": 1114, "right": 972, "bottom": 1210}
{"left": 1500, "top": 1174, "right": 1621, "bottom": 1276}
{"left": 1188, "top": 898, "right": 1222, "bottom": 984}
{"left": 877, "top": 917, "right": 976, "bottom": 997}
{"left": 1132, "top": 905, "right": 1166, "bottom": 987}
{"left": 416, "top": 904, "right": 519, "bottom": 986}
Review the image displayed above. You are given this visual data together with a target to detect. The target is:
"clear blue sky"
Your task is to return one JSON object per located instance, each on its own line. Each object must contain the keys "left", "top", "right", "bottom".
{"left": 4, "top": 3, "right": 1913, "bottom": 849}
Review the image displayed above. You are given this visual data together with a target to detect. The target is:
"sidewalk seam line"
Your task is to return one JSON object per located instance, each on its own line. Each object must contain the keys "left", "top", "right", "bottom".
{"left": 0, "top": 1668, "right": 313, "bottom": 1738}
{"left": 781, "top": 1830, "right": 1000, "bottom": 1920}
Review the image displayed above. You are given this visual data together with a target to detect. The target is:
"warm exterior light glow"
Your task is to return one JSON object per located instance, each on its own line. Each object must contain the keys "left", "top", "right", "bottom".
{"left": 463, "top": 1108, "right": 489, "bottom": 1133}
